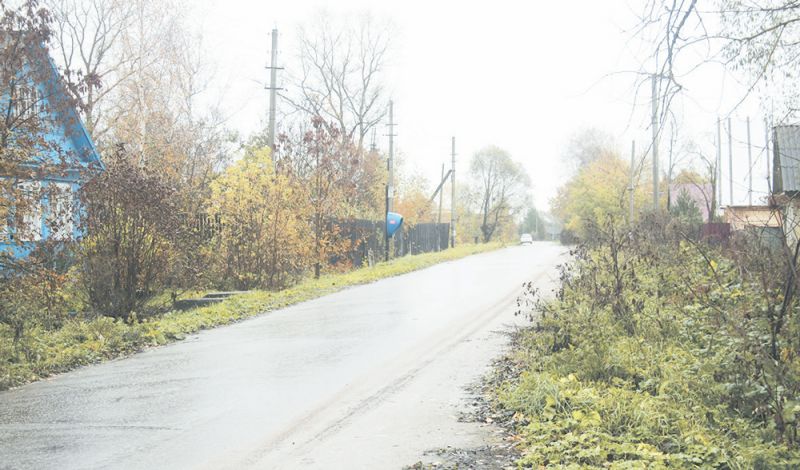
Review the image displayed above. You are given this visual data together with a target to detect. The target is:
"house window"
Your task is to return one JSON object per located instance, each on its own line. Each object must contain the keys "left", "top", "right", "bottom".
{"left": 0, "top": 180, "right": 9, "bottom": 242}
{"left": 11, "top": 85, "right": 40, "bottom": 122}
{"left": 16, "top": 180, "right": 42, "bottom": 242}
{"left": 46, "top": 182, "right": 74, "bottom": 241}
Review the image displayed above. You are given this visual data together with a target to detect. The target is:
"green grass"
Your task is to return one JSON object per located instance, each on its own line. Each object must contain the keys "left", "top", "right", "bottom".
{"left": 0, "top": 242, "right": 503, "bottom": 390}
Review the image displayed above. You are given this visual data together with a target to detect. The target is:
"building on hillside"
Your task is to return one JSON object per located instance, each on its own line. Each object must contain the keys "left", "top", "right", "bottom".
{"left": 0, "top": 36, "right": 102, "bottom": 261}
{"left": 772, "top": 125, "right": 800, "bottom": 246}
{"left": 669, "top": 183, "right": 714, "bottom": 222}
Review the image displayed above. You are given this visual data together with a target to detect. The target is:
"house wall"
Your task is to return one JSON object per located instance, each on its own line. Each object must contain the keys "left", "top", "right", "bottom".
{"left": 0, "top": 177, "right": 82, "bottom": 258}
{"left": 724, "top": 206, "right": 782, "bottom": 231}
{"left": 784, "top": 201, "right": 800, "bottom": 248}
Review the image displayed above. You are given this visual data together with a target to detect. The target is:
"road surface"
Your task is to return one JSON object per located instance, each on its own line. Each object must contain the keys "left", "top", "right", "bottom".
{"left": 0, "top": 243, "right": 566, "bottom": 469}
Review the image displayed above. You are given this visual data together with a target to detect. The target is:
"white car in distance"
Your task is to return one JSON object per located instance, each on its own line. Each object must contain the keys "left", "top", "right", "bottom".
{"left": 520, "top": 233, "right": 533, "bottom": 245}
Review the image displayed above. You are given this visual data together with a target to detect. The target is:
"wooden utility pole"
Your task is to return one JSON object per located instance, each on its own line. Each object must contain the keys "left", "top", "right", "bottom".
{"left": 717, "top": 118, "right": 722, "bottom": 213}
{"left": 437, "top": 163, "right": 444, "bottom": 224}
{"left": 450, "top": 136, "right": 456, "bottom": 248}
{"left": 765, "top": 117, "right": 772, "bottom": 193}
{"left": 667, "top": 124, "right": 674, "bottom": 211}
{"left": 385, "top": 100, "right": 396, "bottom": 261}
{"left": 651, "top": 74, "right": 659, "bottom": 211}
{"left": 266, "top": 28, "right": 281, "bottom": 149}
{"left": 629, "top": 140, "right": 635, "bottom": 224}
{"left": 387, "top": 100, "right": 395, "bottom": 212}
{"left": 437, "top": 163, "right": 444, "bottom": 250}
{"left": 747, "top": 117, "right": 753, "bottom": 206}
{"left": 728, "top": 117, "right": 733, "bottom": 206}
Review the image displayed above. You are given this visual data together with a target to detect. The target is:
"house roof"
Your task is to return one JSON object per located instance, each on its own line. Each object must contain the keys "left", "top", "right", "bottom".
{"left": 44, "top": 55, "right": 102, "bottom": 169}
{"left": 773, "top": 125, "right": 800, "bottom": 193}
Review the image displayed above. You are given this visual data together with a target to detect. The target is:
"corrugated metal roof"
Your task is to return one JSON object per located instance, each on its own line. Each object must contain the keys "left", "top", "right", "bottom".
{"left": 774, "top": 125, "right": 800, "bottom": 193}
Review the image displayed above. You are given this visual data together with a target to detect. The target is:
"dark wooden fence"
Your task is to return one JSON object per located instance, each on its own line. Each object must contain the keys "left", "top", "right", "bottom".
{"left": 193, "top": 214, "right": 451, "bottom": 268}
{"left": 338, "top": 220, "right": 451, "bottom": 267}
{"left": 701, "top": 223, "right": 731, "bottom": 244}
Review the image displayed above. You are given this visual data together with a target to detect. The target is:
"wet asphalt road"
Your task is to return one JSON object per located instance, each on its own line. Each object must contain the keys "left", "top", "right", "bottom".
{"left": 0, "top": 243, "right": 566, "bottom": 470}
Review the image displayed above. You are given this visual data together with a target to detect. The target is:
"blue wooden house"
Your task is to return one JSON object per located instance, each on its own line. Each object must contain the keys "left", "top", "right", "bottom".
{"left": 0, "top": 39, "right": 102, "bottom": 260}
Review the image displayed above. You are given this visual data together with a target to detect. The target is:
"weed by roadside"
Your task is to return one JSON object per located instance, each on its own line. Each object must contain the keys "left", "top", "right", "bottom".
{"left": 491, "top": 219, "right": 800, "bottom": 468}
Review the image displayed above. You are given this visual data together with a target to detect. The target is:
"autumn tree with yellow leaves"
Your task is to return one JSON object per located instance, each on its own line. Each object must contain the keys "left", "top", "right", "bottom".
{"left": 276, "top": 117, "right": 385, "bottom": 278}
{"left": 552, "top": 152, "right": 651, "bottom": 239}
{"left": 209, "top": 147, "right": 312, "bottom": 290}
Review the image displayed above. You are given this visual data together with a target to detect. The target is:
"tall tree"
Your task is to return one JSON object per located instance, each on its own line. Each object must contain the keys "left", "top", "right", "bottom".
{"left": 519, "top": 207, "right": 546, "bottom": 240}
{"left": 563, "top": 127, "right": 617, "bottom": 169}
{"left": 470, "top": 146, "right": 531, "bottom": 243}
{"left": 276, "top": 117, "right": 380, "bottom": 278}
{"left": 552, "top": 153, "right": 649, "bottom": 238}
{"left": 635, "top": 1, "right": 800, "bottom": 121}
{"left": 282, "top": 12, "right": 391, "bottom": 151}
{"left": 209, "top": 147, "right": 311, "bottom": 290}
{"left": 46, "top": 0, "right": 234, "bottom": 204}
{"left": 45, "top": 0, "right": 137, "bottom": 140}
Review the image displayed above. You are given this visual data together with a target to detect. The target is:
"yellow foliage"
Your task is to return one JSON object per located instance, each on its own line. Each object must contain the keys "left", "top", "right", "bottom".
{"left": 209, "top": 147, "right": 312, "bottom": 289}
{"left": 395, "top": 188, "right": 434, "bottom": 226}
{"left": 551, "top": 154, "right": 650, "bottom": 238}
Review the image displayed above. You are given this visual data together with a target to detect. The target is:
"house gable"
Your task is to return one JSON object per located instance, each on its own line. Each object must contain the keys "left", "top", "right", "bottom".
{"left": 25, "top": 52, "right": 102, "bottom": 175}
{"left": 0, "top": 39, "right": 102, "bottom": 257}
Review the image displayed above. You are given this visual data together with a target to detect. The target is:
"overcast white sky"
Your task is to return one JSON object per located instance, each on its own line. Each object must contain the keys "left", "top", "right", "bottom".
{"left": 191, "top": 0, "right": 772, "bottom": 211}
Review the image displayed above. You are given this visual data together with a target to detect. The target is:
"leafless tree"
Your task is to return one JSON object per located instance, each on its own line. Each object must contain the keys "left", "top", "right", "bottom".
{"left": 685, "top": 143, "right": 719, "bottom": 222}
{"left": 282, "top": 12, "right": 392, "bottom": 151}
{"left": 634, "top": 1, "right": 800, "bottom": 123}
{"left": 45, "top": 0, "right": 140, "bottom": 142}
{"left": 47, "top": 0, "right": 234, "bottom": 200}
{"left": 631, "top": 0, "right": 710, "bottom": 140}
{"left": 562, "top": 127, "right": 617, "bottom": 170}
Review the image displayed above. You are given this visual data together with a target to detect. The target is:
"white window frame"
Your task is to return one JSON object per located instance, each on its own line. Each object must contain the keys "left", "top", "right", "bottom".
{"left": 0, "top": 178, "right": 10, "bottom": 242}
{"left": 46, "top": 182, "right": 75, "bottom": 241}
{"left": 11, "top": 84, "right": 40, "bottom": 122}
{"left": 16, "top": 180, "right": 42, "bottom": 242}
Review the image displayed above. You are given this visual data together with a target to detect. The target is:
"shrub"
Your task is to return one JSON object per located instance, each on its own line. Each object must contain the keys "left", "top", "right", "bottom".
{"left": 208, "top": 146, "right": 312, "bottom": 290}
{"left": 0, "top": 247, "right": 71, "bottom": 362}
{"left": 503, "top": 216, "right": 800, "bottom": 467}
{"left": 78, "top": 152, "right": 187, "bottom": 320}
